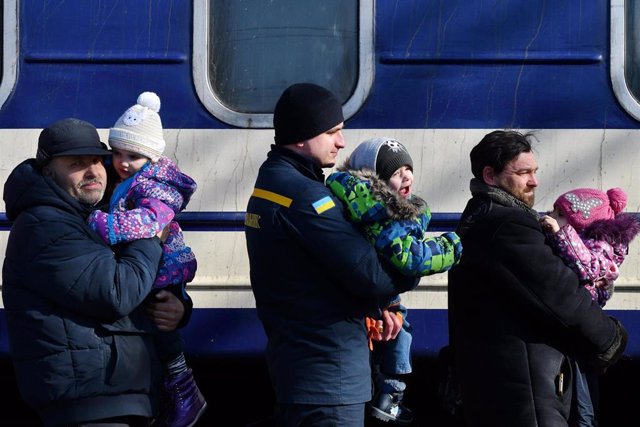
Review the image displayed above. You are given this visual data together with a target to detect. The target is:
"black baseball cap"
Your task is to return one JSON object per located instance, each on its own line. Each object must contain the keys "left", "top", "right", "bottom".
{"left": 36, "top": 118, "right": 111, "bottom": 166}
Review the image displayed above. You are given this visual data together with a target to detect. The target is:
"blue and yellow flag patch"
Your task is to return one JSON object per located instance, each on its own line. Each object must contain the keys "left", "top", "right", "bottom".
{"left": 312, "top": 196, "right": 336, "bottom": 214}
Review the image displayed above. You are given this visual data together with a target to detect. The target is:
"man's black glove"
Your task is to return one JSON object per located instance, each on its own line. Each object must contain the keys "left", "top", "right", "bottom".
{"left": 592, "top": 317, "right": 627, "bottom": 372}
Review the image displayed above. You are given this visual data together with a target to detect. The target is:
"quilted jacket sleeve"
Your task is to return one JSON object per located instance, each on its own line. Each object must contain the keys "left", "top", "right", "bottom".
{"left": 371, "top": 214, "right": 462, "bottom": 277}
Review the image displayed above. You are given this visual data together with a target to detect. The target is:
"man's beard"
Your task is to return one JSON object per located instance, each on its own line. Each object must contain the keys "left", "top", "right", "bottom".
{"left": 78, "top": 192, "right": 105, "bottom": 207}
{"left": 77, "top": 179, "right": 105, "bottom": 206}
{"left": 519, "top": 190, "right": 535, "bottom": 208}
{"left": 502, "top": 184, "right": 535, "bottom": 208}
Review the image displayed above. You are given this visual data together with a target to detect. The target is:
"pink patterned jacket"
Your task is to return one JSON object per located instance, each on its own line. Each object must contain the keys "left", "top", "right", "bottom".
{"left": 88, "top": 156, "right": 197, "bottom": 288}
{"left": 548, "top": 223, "right": 629, "bottom": 307}
{"left": 547, "top": 213, "right": 640, "bottom": 307}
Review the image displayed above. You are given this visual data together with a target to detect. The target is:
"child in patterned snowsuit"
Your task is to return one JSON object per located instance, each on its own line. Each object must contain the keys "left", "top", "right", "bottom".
{"left": 326, "top": 137, "right": 462, "bottom": 425}
{"left": 541, "top": 187, "right": 640, "bottom": 427}
{"left": 87, "top": 92, "right": 206, "bottom": 427}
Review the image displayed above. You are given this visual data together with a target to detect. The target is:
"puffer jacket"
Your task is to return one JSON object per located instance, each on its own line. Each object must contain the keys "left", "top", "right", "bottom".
{"left": 88, "top": 156, "right": 197, "bottom": 287}
{"left": 448, "top": 179, "right": 627, "bottom": 427}
{"left": 245, "top": 146, "right": 418, "bottom": 405}
{"left": 546, "top": 213, "right": 640, "bottom": 307}
{"left": 2, "top": 159, "right": 164, "bottom": 426}
{"left": 326, "top": 168, "right": 462, "bottom": 277}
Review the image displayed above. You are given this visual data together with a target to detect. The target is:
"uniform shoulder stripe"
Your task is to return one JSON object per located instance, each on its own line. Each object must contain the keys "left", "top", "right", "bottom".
{"left": 251, "top": 188, "right": 293, "bottom": 208}
{"left": 312, "top": 196, "right": 336, "bottom": 214}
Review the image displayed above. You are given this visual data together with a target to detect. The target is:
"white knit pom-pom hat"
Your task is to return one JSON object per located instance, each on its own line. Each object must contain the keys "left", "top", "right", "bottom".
{"left": 108, "top": 91, "right": 165, "bottom": 162}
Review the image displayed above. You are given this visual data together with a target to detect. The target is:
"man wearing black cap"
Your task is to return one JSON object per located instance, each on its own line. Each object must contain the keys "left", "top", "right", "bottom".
{"left": 245, "top": 84, "right": 419, "bottom": 426}
{"left": 2, "top": 118, "right": 190, "bottom": 426}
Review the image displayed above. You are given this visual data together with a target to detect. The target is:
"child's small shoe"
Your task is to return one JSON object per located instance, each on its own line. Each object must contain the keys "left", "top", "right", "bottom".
{"left": 161, "top": 369, "right": 207, "bottom": 427}
{"left": 369, "top": 390, "right": 414, "bottom": 425}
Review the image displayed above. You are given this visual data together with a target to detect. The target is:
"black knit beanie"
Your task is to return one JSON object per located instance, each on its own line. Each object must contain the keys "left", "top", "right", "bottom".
{"left": 273, "top": 83, "right": 344, "bottom": 146}
{"left": 375, "top": 140, "right": 413, "bottom": 181}
{"left": 349, "top": 137, "right": 414, "bottom": 181}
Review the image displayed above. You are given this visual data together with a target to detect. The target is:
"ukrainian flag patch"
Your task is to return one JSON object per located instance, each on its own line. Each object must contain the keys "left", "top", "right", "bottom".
{"left": 312, "top": 196, "right": 336, "bottom": 214}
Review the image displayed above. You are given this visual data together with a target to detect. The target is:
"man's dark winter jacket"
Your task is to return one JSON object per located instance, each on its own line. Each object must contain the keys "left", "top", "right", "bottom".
{"left": 448, "top": 182, "right": 626, "bottom": 427}
{"left": 2, "top": 159, "right": 165, "bottom": 426}
{"left": 245, "top": 147, "right": 418, "bottom": 405}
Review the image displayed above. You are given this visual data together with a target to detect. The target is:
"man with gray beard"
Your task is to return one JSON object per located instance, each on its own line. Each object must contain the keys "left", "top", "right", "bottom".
{"left": 2, "top": 118, "right": 190, "bottom": 427}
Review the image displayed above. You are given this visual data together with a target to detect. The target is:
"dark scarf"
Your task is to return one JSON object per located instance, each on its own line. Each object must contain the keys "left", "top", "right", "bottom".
{"left": 469, "top": 178, "right": 540, "bottom": 221}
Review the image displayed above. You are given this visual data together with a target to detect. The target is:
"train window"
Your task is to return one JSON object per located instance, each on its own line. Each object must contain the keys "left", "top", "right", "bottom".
{"left": 611, "top": 0, "right": 640, "bottom": 121}
{"left": 0, "top": 0, "right": 17, "bottom": 111}
{"left": 193, "top": 0, "right": 373, "bottom": 128}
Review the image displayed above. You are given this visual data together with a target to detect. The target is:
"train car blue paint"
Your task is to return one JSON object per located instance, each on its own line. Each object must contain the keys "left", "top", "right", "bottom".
{"left": 4, "top": 308, "right": 634, "bottom": 360}
{"left": 0, "top": 1, "right": 637, "bottom": 130}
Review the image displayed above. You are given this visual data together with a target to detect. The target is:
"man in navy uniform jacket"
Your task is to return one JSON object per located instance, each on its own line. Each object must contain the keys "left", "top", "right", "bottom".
{"left": 245, "top": 83, "right": 418, "bottom": 426}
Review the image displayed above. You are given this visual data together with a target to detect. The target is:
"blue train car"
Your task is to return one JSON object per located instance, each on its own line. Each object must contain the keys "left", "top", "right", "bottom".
{"left": 1, "top": 1, "right": 639, "bottom": 425}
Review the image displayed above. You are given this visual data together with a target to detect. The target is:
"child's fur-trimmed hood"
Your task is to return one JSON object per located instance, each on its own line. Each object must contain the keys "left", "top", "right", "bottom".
{"left": 583, "top": 212, "right": 640, "bottom": 247}
{"left": 338, "top": 156, "right": 427, "bottom": 220}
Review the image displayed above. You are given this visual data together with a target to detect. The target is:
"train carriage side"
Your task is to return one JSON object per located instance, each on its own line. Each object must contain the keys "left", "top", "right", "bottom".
{"left": 0, "top": 0, "right": 639, "bottom": 425}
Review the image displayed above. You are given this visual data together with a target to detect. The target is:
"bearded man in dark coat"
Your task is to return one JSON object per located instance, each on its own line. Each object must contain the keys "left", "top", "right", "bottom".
{"left": 448, "top": 130, "right": 627, "bottom": 427}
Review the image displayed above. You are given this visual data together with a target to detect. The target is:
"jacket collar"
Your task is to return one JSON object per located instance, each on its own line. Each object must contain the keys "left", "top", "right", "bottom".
{"left": 469, "top": 178, "right": 539, "bottom": 220}
{"left": 269, "top": 145, "right": 326, "bottom": 183}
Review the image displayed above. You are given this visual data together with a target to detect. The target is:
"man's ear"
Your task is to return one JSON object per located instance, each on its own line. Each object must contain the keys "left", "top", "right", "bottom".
{"left": 482, "top": 166, "right": 496, "bottom": 185}
{"left": 42, "top": 165, "right": 52, "bottom": 177}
